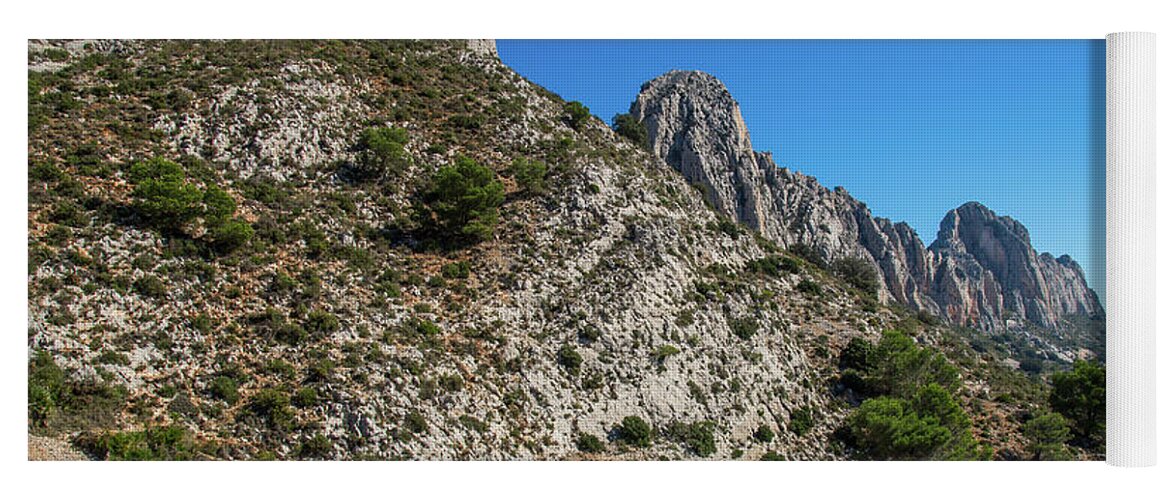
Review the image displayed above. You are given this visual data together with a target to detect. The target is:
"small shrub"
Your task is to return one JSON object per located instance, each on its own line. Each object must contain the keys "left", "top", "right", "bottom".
{"left": 714, "top": 218, "right": 742, "bottom": 239}
{"left": 441, "top": 261, "right": 471, "bottom": 279}
{"left": 459, "top": 415, "right": 489, "bottom": 433}
{"left": 297, "top": 434, "right": 332, "bottom": 459}
{"left": 86, "top": 425, "right": 196, "bottom": 461}
{"left": 789, "top": 406, "right": 815, "bottom": 436}
{"left": 832, "top": 257, "right": 880, "bottom": 295}
{"left": 788, "top": 243, "right": 826, "bottom": 269}
{"left": 95, "top": 351, "right": 131, "bottom": 366}
{"left": 760, "top": 451, "right": 785, "bottom": 461}
{"left": 754, "top": 424, "right": 775, "bottom": 443}
{"left": 448, "top": 114, "right": 484, "bottom": 130}
{"left": 558, "top": 344, "right": 582, "bottom": 375}
{"left": 207, "top": 218, "right": 254, "bottom": 252}
{"left": 29, "top": 351, "right": 127, "bottom": 431}
{"left": 292, "top": 387, "right": 318, "bottom": 408}
{"left": 275, "top": 323, "right": 308, "bottom": 345}
{"left": 747, "top": 254, "right": 801, "bottom": 277}
{"left": 576, "top": 433, "right": 606, "bottom": 453}
{"left": 612, "top": 113, "right": 648, "bottom": 147}
{"left": 438, "top": 373, "right": 464, "bottom": 391}
{"left": 564, "top": 101, "right": 590, "bottom": 129}
{"left": 307, "top": 359, "right": 336, "bottom": 383}
{"left": 249, "top": 389, "right": 293, "bottom": 430}
{"left": 729, "top": 316, "right": 758, "bottom": 340}
{"left": 652, "top": 344, "right": 681, "bottom": 364}
{"left": 579, "top": 324, "right": 602, "bottom": 343}
{"left": 668, "top": 421, "right": 717, "bottom": 457}
{"left": 616, "top": 415, "right": 653, "bottom": 448}
{"left": 28, "top": 351, "right": 66, "bottom": 428}
{"left": 403, "top": 410, "right": 429, "bottom": 435}
{"left": 796, "top": 279, "right": 822, "bottom": 296}
{"left": 133, "top": 275, "right": 167, "bottom": 299}
{"left": 305, "top": 310, "right": 340, "bottom": 335}
{"left": 510, "top": 158, "right": 548, "bottom": 194}
{"left": 350, "top": 126, "right": 410, "bottom": 181}
{"left": 209, "top": 376, "right": 239, "bottom": 404}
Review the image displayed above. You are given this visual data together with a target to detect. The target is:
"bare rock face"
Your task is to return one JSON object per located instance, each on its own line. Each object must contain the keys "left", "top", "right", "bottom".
{"left": 928, "top": 202, "right": 1103, "bottom": 329}
{"left": 633, "top": 70, "right": 1102, "bottom": 331}
{"left": 630, "top": 71, "right": 770, "bottom": 230}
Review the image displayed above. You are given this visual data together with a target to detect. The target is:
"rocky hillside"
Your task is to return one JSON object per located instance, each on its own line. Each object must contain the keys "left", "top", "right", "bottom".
{"left": 28, "top": 40, "right": 1101, "bottom": 461}
{"left": 631, "top": 70, "right": 1103, "bottom": 334}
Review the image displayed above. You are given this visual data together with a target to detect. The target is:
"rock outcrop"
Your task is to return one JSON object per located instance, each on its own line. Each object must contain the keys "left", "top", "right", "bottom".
{"left": 632, "top": 70, "right": 1102, "bottom": 331}
{"left": 928, "top": 202, "right": 1104, "bottom": 330}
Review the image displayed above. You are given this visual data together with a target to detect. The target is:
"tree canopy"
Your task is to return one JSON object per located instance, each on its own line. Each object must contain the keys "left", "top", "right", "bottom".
{"left": 424, "top": 156, "right": 504, "bottom": 243}
{"left": 1049, "top": 360, "right": 1106, "bottom": 442}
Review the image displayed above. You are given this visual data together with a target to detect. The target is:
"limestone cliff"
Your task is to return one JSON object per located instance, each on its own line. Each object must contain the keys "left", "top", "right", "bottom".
{"left": 632, "top": 70, "right": 1102, "bottom": 331}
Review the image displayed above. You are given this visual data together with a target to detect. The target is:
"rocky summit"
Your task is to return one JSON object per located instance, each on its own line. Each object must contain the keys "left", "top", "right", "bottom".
{"left": 632, "top": 70, "right": 1102, "bottom": 333}
{"left": 28, "top": 41, "right": 1104, "bottom": 461}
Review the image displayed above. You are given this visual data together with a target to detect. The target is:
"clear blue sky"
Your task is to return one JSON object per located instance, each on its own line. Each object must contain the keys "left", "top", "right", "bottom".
{"left": 498, "top": 40, "right": 1105, "bottom": 297}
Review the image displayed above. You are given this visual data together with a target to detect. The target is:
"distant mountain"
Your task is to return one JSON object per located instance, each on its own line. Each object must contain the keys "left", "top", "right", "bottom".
{"left": 631, "top": 70, "right": 1102, "bottom": 333}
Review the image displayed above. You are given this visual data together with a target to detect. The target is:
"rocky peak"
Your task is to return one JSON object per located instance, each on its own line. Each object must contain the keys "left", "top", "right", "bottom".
{"left": 929, "top": 202, "right": 1103, "bottom": 329}
{"left": 933, "top": 201, "right": 1033, "bottom": 252}
{"left": 633, "top": 70, "right": 1103, "bottom": 333}
{"left": 630, "top": 70, "right": 768, "bottom": 230}
{"left": 465, "top": 39, "right": 498, "bottom": 59}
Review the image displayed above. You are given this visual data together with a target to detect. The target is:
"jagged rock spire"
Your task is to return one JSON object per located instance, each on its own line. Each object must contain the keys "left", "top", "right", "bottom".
{"left": 633, "top": 70, "right": 1102, "bottom": 331}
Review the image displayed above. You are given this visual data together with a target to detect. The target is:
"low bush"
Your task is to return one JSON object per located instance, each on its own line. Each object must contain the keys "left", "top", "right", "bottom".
{"left": 668, "top": 421, "right": 717, "bottom": 457}
{"left": 612, "top": 113, "right": 648, "bottom": 147}
{"left": 616, "top": 415, "right": 653, "bottom": 448}
{"left": 209, "top": 376, "right": 239, "bottom": 404}
{"left": 564, "top": 101, "right": 590, "bottom": 129}
{"left": 754, "top": 424, "right": 775, "bottom": 443}
{"left": 652, "top": 344, "right": 681, "bottom": 364}
{"left": 789, "top": 406, "right": 815, "bottom": 436}
{"left": 292, "top": 387, "right": 319, "bottom": 408}
{"left": 558, "top": 345, "right": 583, "bottom": 375}
{"left": 510, "top": 158, "right": 548, "bottom": 194}
{"left": 350, "top": 126, "right": 410, "bottom": 181}
{"left": 297, "top": 434, "right": 333, "bottom": 459}
{"left": 747, "top": 254, "right": 801, "bottom": 277}
{"left": 788, "top": 243, "right": 826, "bottom": 269}
{"left": 831, "top": 257, "right": 879, "bottom": 295}
{"left": 84, "top": 425, "right": 196, "bottom": 461}
{"left": 305, "top": 310, "right": 340, "bottom": 335}
{"left": 249, "top": 389, "right": 294, "bottom": 431}
{"left": 576, "top": 433, "right": 605, "bottom": 453}
{"left": 796, "top": 279, "right": 822, "bottom": 296}
{"left": 441, "top": 261, "right": 471, "bottom": 279}
{"left": 729, "top": 316, "right": 758, "bottom": 340}
{"left": 29, "top": 351, "right": 127, "bottom": 431}
{"left": 133, "top": 275, "right": 167, "bottom": 299}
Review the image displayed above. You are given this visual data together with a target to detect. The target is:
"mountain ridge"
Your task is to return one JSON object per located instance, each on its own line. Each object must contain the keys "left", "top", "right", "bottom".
{"left": 630, "top": 69, "right": 1102, "bottom": 332}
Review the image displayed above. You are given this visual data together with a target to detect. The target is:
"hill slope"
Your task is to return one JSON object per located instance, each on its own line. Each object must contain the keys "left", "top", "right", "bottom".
{"left": 28, "top": 40, "right": 1096, "bottom": 460}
